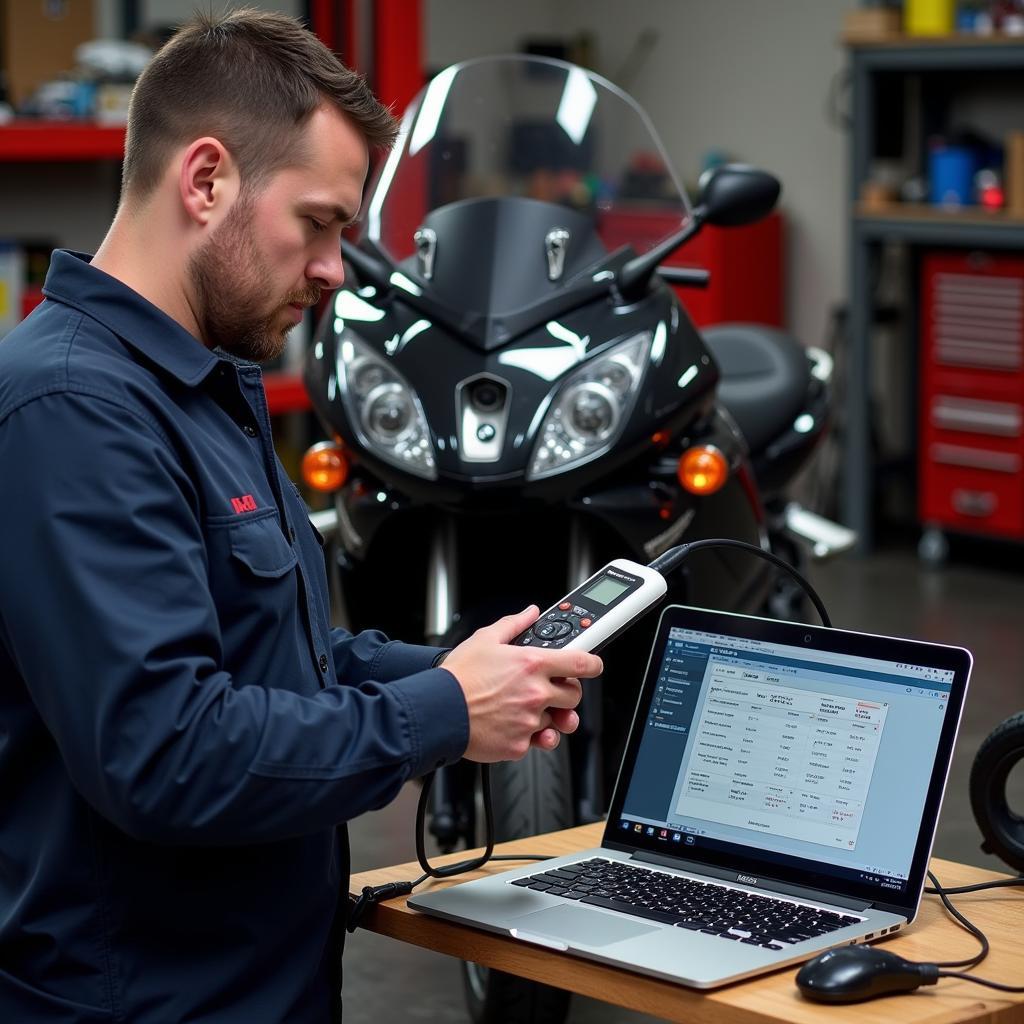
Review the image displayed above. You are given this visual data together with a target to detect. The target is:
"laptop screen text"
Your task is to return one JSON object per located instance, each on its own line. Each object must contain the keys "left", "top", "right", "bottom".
{"left": 618, "top": 625, "right": 955, "bottom": 901}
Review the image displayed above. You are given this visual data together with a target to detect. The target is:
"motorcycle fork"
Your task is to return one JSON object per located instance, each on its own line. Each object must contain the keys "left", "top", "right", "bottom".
{"left": 568, "top": 517, "right": 605, "bottom": 824}
{"left": 423, "top": 516, "right": 475, "bottom": 852}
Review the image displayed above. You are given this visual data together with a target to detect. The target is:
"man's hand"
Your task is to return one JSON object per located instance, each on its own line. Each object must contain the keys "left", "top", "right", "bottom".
{"left": 441, "top": 606, "right": 603, "bottom": 763}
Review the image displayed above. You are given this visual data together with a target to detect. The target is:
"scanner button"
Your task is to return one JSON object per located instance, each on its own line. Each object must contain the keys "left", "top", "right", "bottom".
{"left": 539, "top": 620, "right": 573, "bottom": 641}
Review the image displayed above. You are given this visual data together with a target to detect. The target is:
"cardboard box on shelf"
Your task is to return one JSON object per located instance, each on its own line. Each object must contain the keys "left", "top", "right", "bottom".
{"left": 842, "top": 7, "right": 901, "bottom": 41}
{"left": 1, "top": 1, "right": 95, "bottom": 108}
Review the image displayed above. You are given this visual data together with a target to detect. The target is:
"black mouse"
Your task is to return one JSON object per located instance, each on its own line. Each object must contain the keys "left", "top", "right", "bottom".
{"left": 795, "top": 946, "right": 939, "bottom": 1003}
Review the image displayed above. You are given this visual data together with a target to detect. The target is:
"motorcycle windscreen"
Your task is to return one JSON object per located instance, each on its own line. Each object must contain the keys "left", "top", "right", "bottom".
{"left": 397, "top": 196, "right": 612, "bottom": 318}
{"left": 363, "top": 54, "right": 692, "bottom": 309}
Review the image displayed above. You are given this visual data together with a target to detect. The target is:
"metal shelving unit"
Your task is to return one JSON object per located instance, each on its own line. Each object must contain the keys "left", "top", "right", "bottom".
{"left": 843, "top": 34, "right": 1024, "bottom": 552}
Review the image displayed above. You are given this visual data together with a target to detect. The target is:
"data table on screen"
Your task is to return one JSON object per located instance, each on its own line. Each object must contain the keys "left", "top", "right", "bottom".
{"left": 675, "top": 662, "right": 888, "bottom": 851}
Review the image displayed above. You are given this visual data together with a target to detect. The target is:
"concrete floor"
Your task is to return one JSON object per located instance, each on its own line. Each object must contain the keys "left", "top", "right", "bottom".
{"left": 341, "top": 548, "right": 1024, "bottom": 1023}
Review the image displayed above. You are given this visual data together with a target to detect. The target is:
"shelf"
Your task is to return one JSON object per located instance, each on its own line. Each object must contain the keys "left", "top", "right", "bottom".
{"left": 844, "top": 31, "right": 1024, "bottom": 49}
{"left": 0, "top": 121, "right": 126, "bottom": 162}
{"left": 263, "top": 372, "right": 312, "bottom": 415}
{"left": 856, "top": 201, "right": 1024, "bottom": 226}
{"left": 854, "top": 201, "right": 1024, "bottom": 245}
{"left": 845, "top": 33, "right": 1024, "bottom": 70}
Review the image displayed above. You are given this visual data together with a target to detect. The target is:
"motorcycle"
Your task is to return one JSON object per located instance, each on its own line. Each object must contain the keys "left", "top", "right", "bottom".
{"left": 302, "top": 55, "right": 853, "bottom": 1024}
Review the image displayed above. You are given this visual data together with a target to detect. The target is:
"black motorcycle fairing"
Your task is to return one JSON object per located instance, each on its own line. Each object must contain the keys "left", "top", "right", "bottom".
{"left": 403, "top": 197, "right": 614, "bottom": 351}
{"left": 305, "top": 283, "right": 719, "bottom": 501}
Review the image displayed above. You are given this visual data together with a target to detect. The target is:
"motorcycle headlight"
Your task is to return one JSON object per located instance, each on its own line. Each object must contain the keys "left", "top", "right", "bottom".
{"left": 337, "top": 333, "right": 437, "bottom": 479}
{"left": 528, "top": 331, "right": 652, "bottom": 480}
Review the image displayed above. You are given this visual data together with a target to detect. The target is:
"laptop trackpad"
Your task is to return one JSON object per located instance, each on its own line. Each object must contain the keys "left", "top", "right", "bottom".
{"left": 509, "top": 905, "right": 657, "bottom": 947}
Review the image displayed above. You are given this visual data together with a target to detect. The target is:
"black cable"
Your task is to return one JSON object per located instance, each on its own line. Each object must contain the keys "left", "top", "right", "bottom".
{"left": 347, "top": 766, "right": 553, "bottom": 932}
{"left": 935, "top": 971, "right": 1024, "bottom": 992}
{"left": 926, "top": 870, "right": 988, "bottom": 969}
{"left": 648, "top": 539, "right": 832, "bottom": 628}
{"left": 925, "top": 875, "right": 1024, "bottom": 896}
{"left": 919, "top": 870, "right": 1024, "bottom": 992}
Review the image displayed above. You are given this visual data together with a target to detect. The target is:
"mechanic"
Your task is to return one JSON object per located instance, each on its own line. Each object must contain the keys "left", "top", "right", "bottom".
{"left": 0, "top": 10, "right": 600, "bottom": 1023}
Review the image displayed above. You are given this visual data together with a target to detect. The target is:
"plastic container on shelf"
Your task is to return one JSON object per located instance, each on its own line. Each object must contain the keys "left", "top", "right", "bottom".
{"left": 906, "top": 0, "right": 956, "bottom": 35}
{"left": 929, "top": 145, "right": 977, "bottom": 205}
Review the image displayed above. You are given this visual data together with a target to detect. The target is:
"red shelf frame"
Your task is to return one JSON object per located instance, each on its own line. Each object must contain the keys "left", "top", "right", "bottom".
{"left": 263, "top": 372, "right": 312, "bottom": 415}
{"left": 0, "top": 121, "right": 126, "bottom": 162}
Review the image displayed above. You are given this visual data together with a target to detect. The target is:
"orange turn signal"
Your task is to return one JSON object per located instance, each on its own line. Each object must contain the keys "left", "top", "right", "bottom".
{"left": 302, "top": 442, "right": 349, "bottom": 493}
{"left": 677, "top": 445, "right": 729, "bottom": 496}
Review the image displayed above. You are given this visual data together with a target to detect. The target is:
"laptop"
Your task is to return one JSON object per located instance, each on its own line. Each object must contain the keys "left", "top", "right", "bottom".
{"left": 409, "top": 604, "right": 972, "bottom": 988}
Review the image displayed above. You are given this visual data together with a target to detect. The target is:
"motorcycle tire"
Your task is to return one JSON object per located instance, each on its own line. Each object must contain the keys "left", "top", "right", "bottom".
{"left": 461, "top": 744, "right": 573, "bottom": 1024}
{"left": 969, "top": 710, "right": 1024, "bottom": 872}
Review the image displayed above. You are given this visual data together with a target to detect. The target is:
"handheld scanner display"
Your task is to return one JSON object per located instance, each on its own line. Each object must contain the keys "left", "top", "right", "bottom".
{"left": 511, "top": 559, "right": 668, "bottom": 655}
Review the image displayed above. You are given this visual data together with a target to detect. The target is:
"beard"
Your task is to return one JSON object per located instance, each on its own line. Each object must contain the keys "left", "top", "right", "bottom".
{"left": 187, "top": 192, "right": 321, "bottom": 362}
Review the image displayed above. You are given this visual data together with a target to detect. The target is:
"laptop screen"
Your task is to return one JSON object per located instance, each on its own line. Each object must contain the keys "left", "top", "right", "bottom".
{"left": 605, "top": 606, "right": 971, "bottom": 911}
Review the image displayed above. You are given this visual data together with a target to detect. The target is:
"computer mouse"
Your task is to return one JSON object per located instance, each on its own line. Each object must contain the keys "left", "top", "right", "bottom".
{"left": 795, "top": 946, "right": 939, "bottom": 1003}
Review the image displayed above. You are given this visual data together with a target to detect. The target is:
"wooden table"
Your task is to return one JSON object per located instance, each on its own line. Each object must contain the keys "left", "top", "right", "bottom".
{"left": 350, "top": 823, "right": 1024, "bottom": 1024}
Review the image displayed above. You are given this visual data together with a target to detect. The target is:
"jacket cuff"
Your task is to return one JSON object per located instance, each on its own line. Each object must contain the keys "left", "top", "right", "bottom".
{"left": 387, "top": 667, "right": 468, "bottom": 776}
{"left": 370, "top": 640, "right": 448, "bottom": 682}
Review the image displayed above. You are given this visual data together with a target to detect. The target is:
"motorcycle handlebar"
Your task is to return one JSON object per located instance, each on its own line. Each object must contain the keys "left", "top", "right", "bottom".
{"left": 656, "top": 266, "right": 711, "bottom": 288}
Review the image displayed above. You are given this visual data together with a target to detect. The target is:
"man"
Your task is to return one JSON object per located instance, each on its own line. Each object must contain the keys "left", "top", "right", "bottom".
{"left": 0, "top": 10, "right": 601, "bottom": 1023}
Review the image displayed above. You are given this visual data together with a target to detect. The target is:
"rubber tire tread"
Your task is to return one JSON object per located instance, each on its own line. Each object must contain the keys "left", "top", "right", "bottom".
{"left": 461, "top": 746, "right": 574, "bottom": 1024}
{"left": 969, "top": 710, "right": 1024, "bottom": 872}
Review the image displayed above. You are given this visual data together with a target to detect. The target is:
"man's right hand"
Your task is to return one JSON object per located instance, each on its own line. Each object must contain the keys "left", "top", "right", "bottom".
{"left": 441, "top": 606, "right": 603, "bottom": 763}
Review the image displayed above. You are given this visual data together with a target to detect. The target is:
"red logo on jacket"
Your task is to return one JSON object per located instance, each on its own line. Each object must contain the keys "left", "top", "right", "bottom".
{"left": 231, "top": 494, "right": 258, "bottom": 514}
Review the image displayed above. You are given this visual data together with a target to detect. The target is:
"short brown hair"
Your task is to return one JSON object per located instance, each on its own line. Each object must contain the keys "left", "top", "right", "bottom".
{"left": 121, "top": 7, "right": 398, "bottom": 202}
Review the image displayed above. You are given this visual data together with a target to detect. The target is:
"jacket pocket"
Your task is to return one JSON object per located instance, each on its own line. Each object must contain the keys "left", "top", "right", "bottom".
{"left": 226, "top": 512, "right": 298, "bottom": 579}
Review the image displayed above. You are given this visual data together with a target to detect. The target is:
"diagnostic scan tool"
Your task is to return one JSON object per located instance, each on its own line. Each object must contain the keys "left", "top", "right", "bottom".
{"left": 510, "top": 559, "right": 667, "bottom": 654}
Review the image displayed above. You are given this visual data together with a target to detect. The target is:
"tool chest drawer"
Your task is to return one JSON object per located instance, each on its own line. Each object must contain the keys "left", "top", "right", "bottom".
{"left": 919, "top": 251, "right": 1024, "bottom": 540}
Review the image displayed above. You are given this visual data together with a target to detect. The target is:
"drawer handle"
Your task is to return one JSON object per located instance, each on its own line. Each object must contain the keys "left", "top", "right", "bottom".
{"left": 952, "top": 489, "right": 998, "bottom": 517}
{"left": 931, "top": 444, "right": 1021, "bottom": 473}
{"left": 932, "top": 403, "right": 1022, "bottom": 437}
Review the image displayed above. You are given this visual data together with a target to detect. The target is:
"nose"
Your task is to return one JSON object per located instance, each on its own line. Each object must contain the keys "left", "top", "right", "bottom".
{"left": 307, "top": 241, "right": 346, "bottom": 290}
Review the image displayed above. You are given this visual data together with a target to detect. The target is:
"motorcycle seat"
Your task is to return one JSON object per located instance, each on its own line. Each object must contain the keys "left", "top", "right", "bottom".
{"left": 701, "top": 323, "right": 811, "bottom": 456}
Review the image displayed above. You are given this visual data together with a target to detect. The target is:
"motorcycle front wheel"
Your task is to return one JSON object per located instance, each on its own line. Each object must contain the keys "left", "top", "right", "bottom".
{"left": 461, "top": 743, "right": 574, "bottom": 1024}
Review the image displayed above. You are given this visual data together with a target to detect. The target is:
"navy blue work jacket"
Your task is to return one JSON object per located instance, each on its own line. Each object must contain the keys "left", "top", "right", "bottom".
{"left": 0, "top": 251, "right": 469, "bottom": 1023}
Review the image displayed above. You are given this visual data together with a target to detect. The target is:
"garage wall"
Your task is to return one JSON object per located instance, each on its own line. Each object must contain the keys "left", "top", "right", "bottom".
{"left": 11, "top": 0, "right": 850, "bottom": 354}
{"left": 426, "top": 0, "right": 851, "bottom": 351}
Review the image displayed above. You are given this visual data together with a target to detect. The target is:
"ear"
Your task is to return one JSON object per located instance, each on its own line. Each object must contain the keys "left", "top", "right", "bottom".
{"left": 179, "top": 137, "right": 239, "bottom": 227}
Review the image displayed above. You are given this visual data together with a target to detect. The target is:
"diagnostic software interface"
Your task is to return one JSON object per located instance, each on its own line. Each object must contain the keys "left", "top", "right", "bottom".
{"left": 619, "top": 625, "right": 954, "bottom": 895}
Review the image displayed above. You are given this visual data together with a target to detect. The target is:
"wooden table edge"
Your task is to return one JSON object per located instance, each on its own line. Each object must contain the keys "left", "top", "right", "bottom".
{"left": 349, "top": 824, "right": 1024, "bottom": 1024}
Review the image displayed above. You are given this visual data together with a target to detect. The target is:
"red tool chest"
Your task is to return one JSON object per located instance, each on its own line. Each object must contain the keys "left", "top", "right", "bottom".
{"left": 919, "top": 250, "right": 1024, "bottom": 539}
{"left": 597, "top": 209, "right": 783, "bottom": 327}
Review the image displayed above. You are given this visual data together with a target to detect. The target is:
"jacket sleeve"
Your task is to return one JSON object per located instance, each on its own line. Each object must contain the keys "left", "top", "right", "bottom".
{"left": 329, "top": 628, "right": 449, "bottom": 684}
{"left": 0, "top": 392, "right": 468, "bottom": 845}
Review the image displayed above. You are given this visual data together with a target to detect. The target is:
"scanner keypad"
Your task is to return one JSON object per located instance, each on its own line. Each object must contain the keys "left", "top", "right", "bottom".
{"left": 513, "top": 605, "right": 599, "bottom": 649}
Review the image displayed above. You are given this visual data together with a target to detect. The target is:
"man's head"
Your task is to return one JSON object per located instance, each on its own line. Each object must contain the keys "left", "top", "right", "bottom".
{"left": 119, "top": 8, "right": 397, "bottom": 360}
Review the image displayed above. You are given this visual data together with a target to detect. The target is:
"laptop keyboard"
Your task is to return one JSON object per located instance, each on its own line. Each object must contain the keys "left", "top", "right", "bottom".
{"left": 511, "top": 858, "right": 863, "bottom": 948}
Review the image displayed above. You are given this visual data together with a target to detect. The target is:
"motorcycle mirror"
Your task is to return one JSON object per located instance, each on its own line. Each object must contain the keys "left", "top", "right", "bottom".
{"left": 617, "top": 167, "right": 777, "bottom": 298}
{"left": 695, "top": 164, "right": 780, "bottom": 228}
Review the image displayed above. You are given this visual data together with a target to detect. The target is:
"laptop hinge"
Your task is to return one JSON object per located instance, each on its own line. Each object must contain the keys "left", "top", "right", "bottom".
{"left": 631, "top": 851, "right": 872, "bottom": 912}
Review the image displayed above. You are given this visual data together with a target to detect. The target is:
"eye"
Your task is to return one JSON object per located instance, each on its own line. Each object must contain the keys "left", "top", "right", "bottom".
{"left": 307, "top": 217, "right": 328, "bottom": 233}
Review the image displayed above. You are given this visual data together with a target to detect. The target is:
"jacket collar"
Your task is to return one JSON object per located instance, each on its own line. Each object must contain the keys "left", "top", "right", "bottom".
{"left": 43, "top": 250, "right": 221, "bottom": 387}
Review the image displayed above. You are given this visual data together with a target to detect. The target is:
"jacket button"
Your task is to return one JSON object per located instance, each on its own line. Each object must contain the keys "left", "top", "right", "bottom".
{"left": 319, "top": 654, "right": 329, "bottom": 673}
{"left": 243, "top": 423, "right": 258, "bottom": 437}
